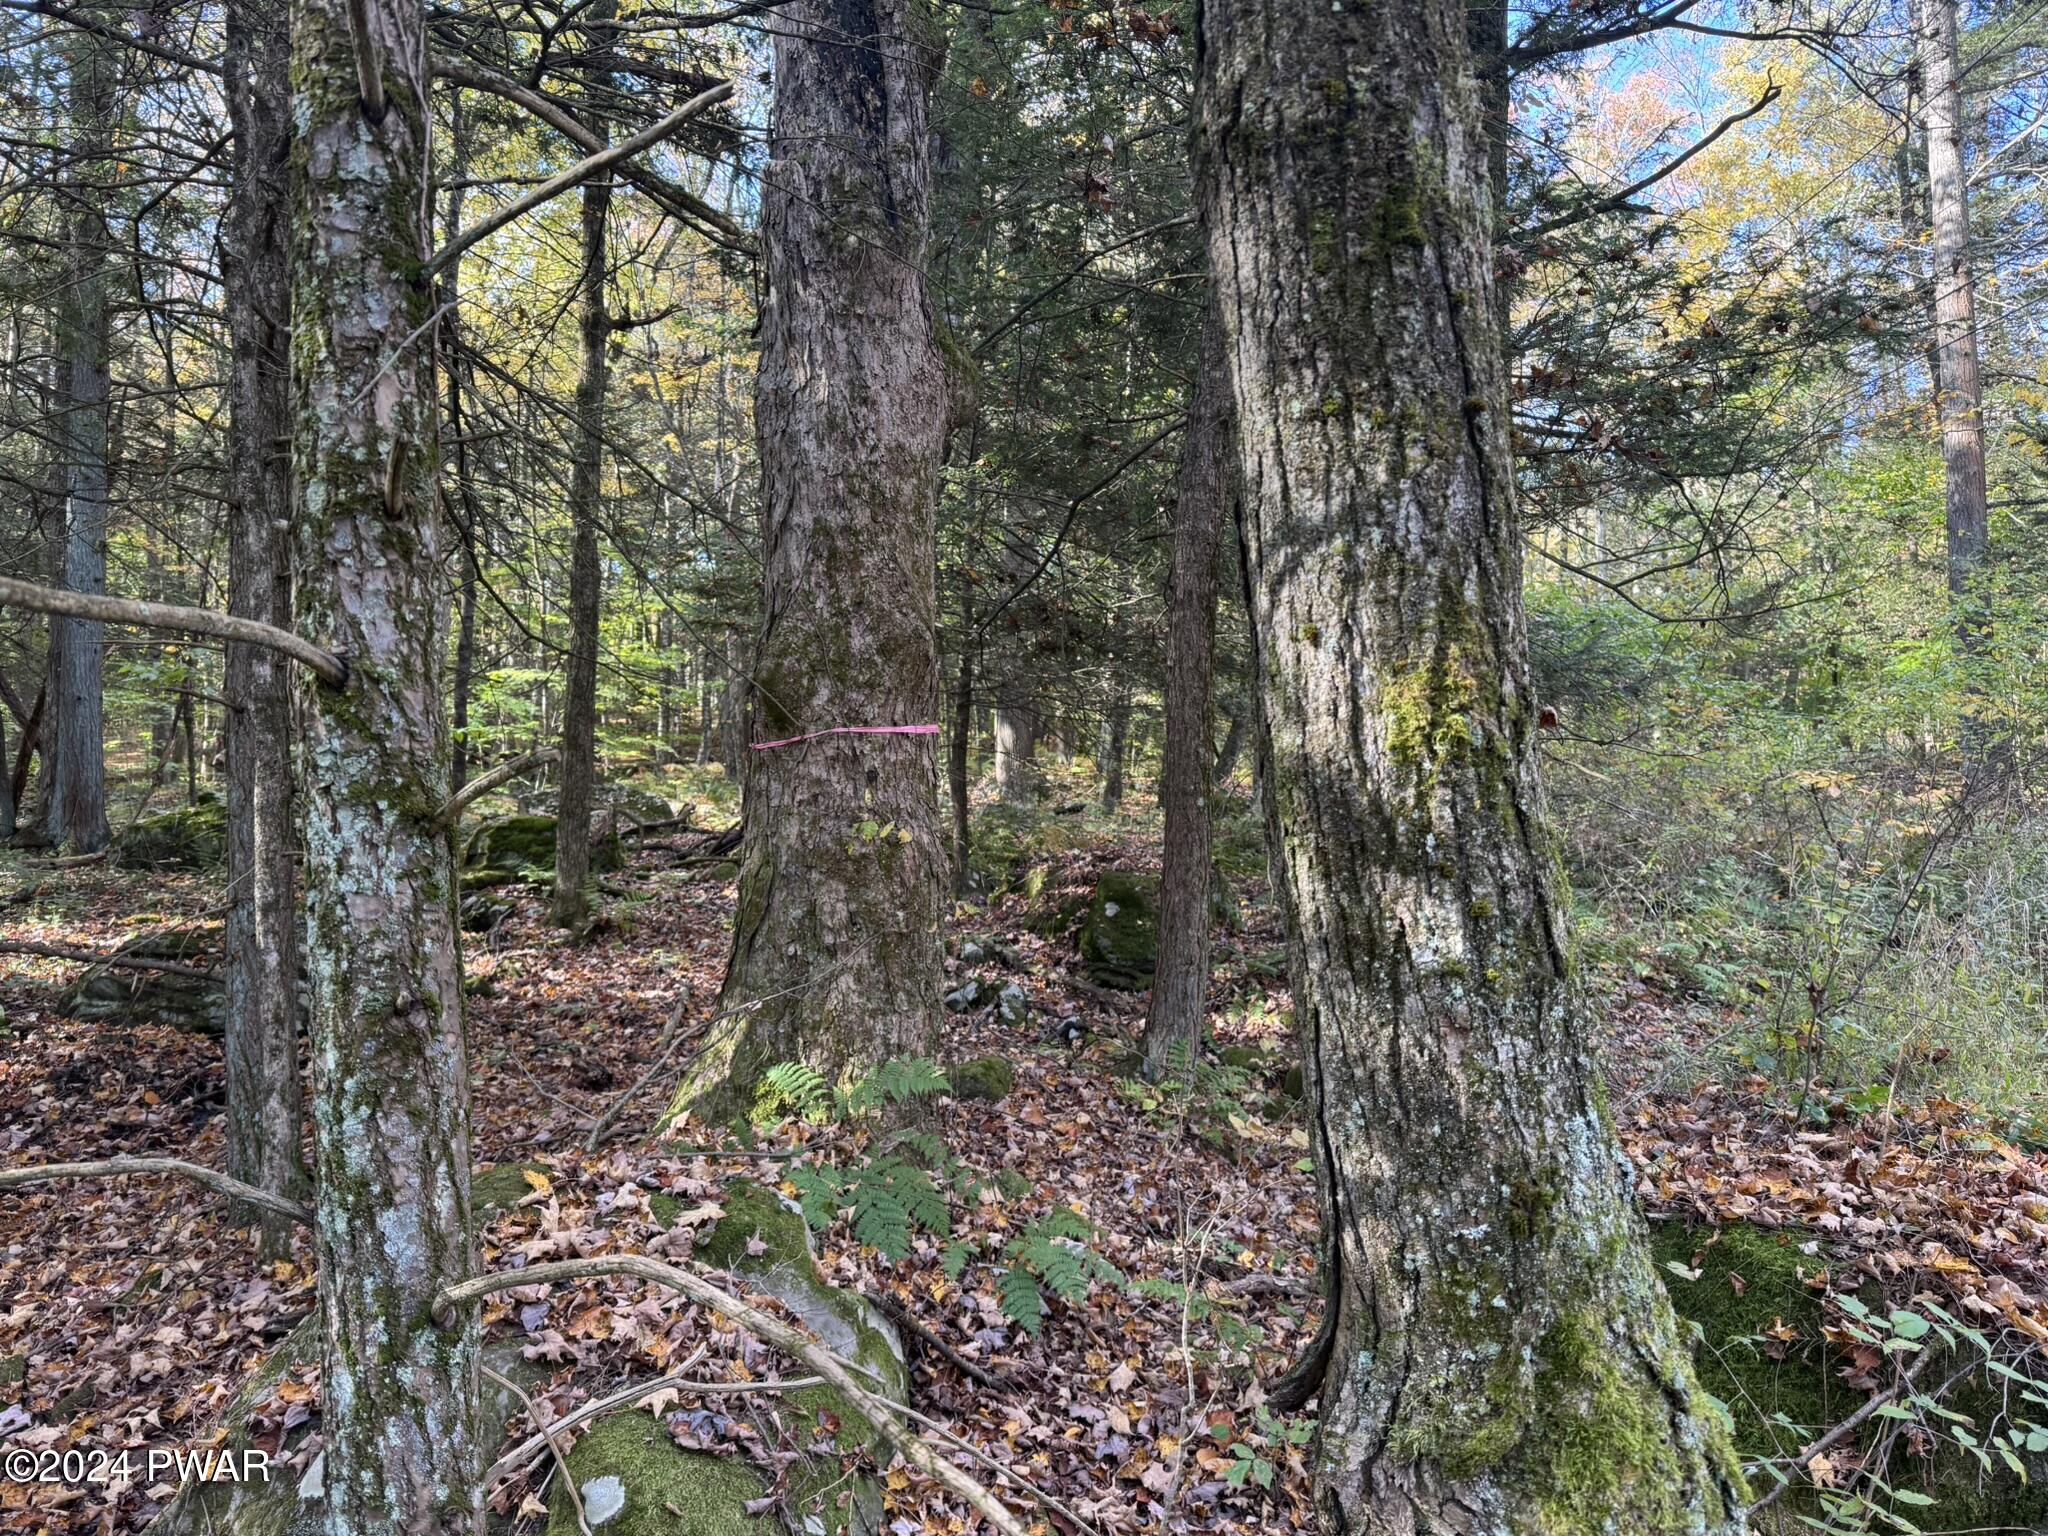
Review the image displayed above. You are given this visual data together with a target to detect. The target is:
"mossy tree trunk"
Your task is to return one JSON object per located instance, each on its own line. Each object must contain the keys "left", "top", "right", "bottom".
{"left": 688, "top": 0, "right": 947, "bottom": 1114}
{"left": 551, "top": 2, "right": 617, "bottom": 933}
{"left": 1195, "top": 0, "right": 1746, "bottom": 1527}
{"left": 1141, "top": 301, "right": 1231, "bottom": 1082}
{"left": 288, "top": 0, "right": 482, "bottom": 1521}
{"left": 223, "top": 0, "right": 307, "bottom": 1257}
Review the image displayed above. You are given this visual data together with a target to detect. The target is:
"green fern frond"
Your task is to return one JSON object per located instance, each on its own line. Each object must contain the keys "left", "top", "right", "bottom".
{"left": 999, "top": 1266, "right": 1047, "bottom": 1334}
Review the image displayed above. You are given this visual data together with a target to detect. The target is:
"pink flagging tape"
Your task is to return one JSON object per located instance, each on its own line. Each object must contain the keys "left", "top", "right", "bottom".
{"left": 751, "top": 723, "right": 941, "bottom": 751}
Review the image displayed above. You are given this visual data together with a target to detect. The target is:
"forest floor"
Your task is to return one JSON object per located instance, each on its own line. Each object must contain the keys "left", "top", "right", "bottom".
{"left": 9, "top": 810, "right": 2048, "bottom": 1534}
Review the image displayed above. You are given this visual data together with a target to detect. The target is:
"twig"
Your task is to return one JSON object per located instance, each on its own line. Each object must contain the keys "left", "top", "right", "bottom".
{"left": 0, "top": 575, "right": 346, "bottom": 687}
{"left": 0, "top": 1156, "right": 312, "bottom": 1227}
{"left": 862, "top": 1288, "right": 1004, "bottom": 1390}
{"left": 1742, "top": 1348, "right": 1933, "bottom": 1518}
{"left": 887, "top": 1397, "right": 1110, "bottom": 1536}
{"left": 0, "top": 938, "right": 215, "bottom": 979}
{"left": 435, "top": 1256, "right": 1030, "bottom": 1536}
{"left": 583, "top": 983, "right": 694, "bottom": 1152}
{"left": 485, "top": 1364, "right": 590, "bottom": 1536}
{"left": 424, "top": 82, "right": 733, "bottom": 280}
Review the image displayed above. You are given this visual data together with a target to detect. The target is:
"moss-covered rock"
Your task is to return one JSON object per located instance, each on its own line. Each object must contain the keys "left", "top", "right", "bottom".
{"left": 114, "top": 796, "right": 227, "bottom": 870}
{"left": 59, "top": 925, "right": 225, "bottom": 1036}
{"left": 545, "top": 1414, "right": 774, "bottom": 1536}
{"left": 461, "top": 814, "right": 622, "bottom": 886}
{"left": 1078, "top": 871, "right": 1160, "bottom": 989}
{"left": 950, "top": 1056, "right": 1015, "bottom": 1103}
{"left": 1653, "top": 1220, "right": 2048, "bottom": 1529}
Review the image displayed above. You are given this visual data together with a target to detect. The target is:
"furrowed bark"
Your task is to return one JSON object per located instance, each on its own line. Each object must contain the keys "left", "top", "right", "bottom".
{"left": 289, "top": 0, "right": 482, "bottom": 1520}
{"left": 49, "top": 9, "right": 114, "bottom": 855}
{"left": 1140, "top": 302, "right": 1231, "bottom": 1083}
{"left": 223, "top": 0, "right": 308, "bottom": 1258}
{"left": 550, "top": 0, "right": 617, "bottom": 934}
{"left": 1195, "top": 0, "right": 1746, "bottom": 1526}
{"left": 682, "top": 0, "right": 947, "bottom": 1115}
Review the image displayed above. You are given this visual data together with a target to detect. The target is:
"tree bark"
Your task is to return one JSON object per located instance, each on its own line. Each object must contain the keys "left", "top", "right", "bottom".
{"left": 48, "top": 12, "right": 114, "bottom": 855}
{"left": 1196, "top": 0, "right": 1746, "bottom": 1526}
{"left": 949, "top": 591, "right": 974, "bottom": 895}
{"left": 552, "top": 4, "right": 617, "bottom": 932}
{"left": 992, "top": 695, "right": 1037, "bottom": 805}
{"left": 683, "top": 0, "right": 947, "bottom": 1115}
{"left": 1098, "top": 681, "right": 1129, "bottom": 812}
{"left": 223, "top": 0, "right": 307, "bottom": 1259}
{"left": 288, "top": 0, "right": 482, "bottom": 1519}
{"left": 1140, "top": 302, "right": 1232, "bottom": 1081}
{"left": 444, "top": 91, "right": 481, "bottom": 797}
{"left": 1919, "top": 0, "right": 1990, "bottom": 663}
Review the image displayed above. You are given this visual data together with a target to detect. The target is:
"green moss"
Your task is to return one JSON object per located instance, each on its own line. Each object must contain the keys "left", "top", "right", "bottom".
{"left": 949, "top": 1055, "right": 1015, "bottom": 1102}
{"left": 1078, "top": 871, "right": 1160, "bottom": 989}
{"left": 471, "top": 1162, "right": 549, "bottom": 1215}
{"left": 694, "top": 1180, "right": 812, "bottom": 1274}
{"left": 113, "top": 796, "right": 227, "bottom": 870}
{"left": 459, "top": 814, "right": 622, "bottom": 883}
{"left": 545, "top": 1413, "right": 774, "bottom": 1536}
{"left": 1528, "top": 1310, "right": 1697, "bottom": 1533}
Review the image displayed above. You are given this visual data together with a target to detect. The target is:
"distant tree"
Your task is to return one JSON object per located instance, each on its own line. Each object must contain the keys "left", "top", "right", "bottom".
{"left": 1197, "top": 0, "right": 1746, "bottom": 1525}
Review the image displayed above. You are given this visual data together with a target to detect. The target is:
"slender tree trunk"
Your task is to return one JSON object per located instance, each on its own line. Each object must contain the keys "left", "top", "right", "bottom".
{"left": 289, "top": 0, "right": 481, "bottom": 1519}
{"left": 50, "top": 15, "right": 114, "bottom": 855}
{"left": 1141, "top": 303, "right": 1232, "bottom": 1081}
{"left": 11, "top": 685, "right": 43, "bottom": 814}
{"left": 1196, "top": 0, "right": 1745, "bottom": 1525}
{"left": 1919, "top": 0, "right": 1991, "bottom": 677}
{"left": 949, "top": 589, "right": 974, "bottom": 895}
{"left": 992, "top": 695, "right": 1037, "bottom": 805}
{"left": 1212, "top": 702, "right": 1246, "bottom": 786}
{"left": 444, "top": 92, "right": 481, "bottom": 796}
{"left": 0, "top": 710, "right": 13, "bottom": 841}
{"left": 682, "top": 0, "right": 947, "bottom": 1115}
{"left": 223, "top": 0, "right": 307, "bottom": 1259}
{"left": 1099, "top": 682, "right": 1130, "bottom": 812}
{"left": 552, "top": 8, "right": 616, "bottom": 932}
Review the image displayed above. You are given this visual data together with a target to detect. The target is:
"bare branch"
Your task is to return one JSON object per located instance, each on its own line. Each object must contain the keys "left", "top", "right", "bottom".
{"left": 0, "top": 575, "right": 348, "bottom": 688}
{"left": 0, "top": 937, "right": 214, "bottom": 978}
{"left": 0, "top": 1157, "right": 312, "bottom": 1227}
{"left": 423, "top": 82, "right": 735, "bottom": 280}
{"left": 436, "top": 747, "right": 558, "bottom": 829}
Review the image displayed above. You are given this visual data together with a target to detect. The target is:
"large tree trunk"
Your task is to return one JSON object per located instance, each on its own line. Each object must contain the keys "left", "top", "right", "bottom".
{"left": 1140, "top": 303, "right": 1232, "bottom": 1082}
{"left": 1196, "top": 0, "right": 1745, "bottom": 1526}
{"left": 288, "top": 0, "right": 481, "bottom": 1521}
{"left": 552, "top": 11, "right": 616, "bottom": 932}
{"left": 682, "top": 0, "right": 947, "bottom": 1115}
{"left": 222, "top": 0, "right": 306, "bottom": 1258}
{"left": 1919, "top": 0, "right": 1990, "bottom": 674}
{"left": 48, "top": 15, "right": 114, "bottom": 855}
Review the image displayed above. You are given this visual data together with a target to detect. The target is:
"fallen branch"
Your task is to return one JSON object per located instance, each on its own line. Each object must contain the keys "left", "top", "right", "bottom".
{"left": 484, "top": 1364, "right": 591, "bottom": 1536}
{"left": 1743, "top": 1348, "right": 1932, "bottom": 1518}
{"left": 863, "top": 1287, "right": 1005, "bottom": 1390}
{"left": 0, "top": 937, "right": 215, "bottom": 979}
{"left": 424, "top": 81, "right": 734, "bottom": 281}
{"left": 435, "top": 1255, "right": 1030, "bottom": 1536}
{"left": 0, "top": 1156, "right": 312, "bottom": 1227}
{"left": 437, "top": 747, "right": 558, "bottom": 829}
{"left": 0, "top": 575, "right": 347, "bottom": 688}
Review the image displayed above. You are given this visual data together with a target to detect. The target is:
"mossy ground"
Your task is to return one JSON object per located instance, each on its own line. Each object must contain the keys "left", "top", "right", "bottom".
{"left": 1078, "top": 871, "right": 1160, "bottom": 989}
{"left": 1653, "top": 1220, "right": 2048, "bottom": 1528}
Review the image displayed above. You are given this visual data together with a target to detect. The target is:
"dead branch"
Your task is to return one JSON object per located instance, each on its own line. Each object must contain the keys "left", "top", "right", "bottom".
{"left": 0, "top": 575, "right": 347, "bottom": 687}
{"left": 0, "top": 1156, "right": 312, "bottom": 1227}
{"left": 0, "top": 937, "right": 215, "bottom": 978}
{"left": 436, "top": 747, "right": 558, "bottom": 829}
{"left": 424, "top": 82, "right": 734, "bottom": 281}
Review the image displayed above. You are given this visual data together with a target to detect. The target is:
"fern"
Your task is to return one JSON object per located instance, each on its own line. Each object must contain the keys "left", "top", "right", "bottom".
{"left": 999, "top": 1265, "right": 1047, "bottom": 1335}
{"left": 941, "top": 1240, "right": 976, "bottom": 1280}
{"left": 840, "top": 1055, "right": 952, "bottom": 1116}
{"left": 997, "top": 1209, "right": 1121, "bottom": 1331}
{"left": 757, "top": 1061, "right": 832, "bottom": 1123}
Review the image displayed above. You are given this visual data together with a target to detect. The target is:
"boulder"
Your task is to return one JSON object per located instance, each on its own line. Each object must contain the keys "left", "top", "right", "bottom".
{"left": 113, "top": 796, "right": 227, "bottom": 871}
{"left": 949, "top": 1056, "right": 1015, "bottom": 1103}
{"left": 1077, "top": 871, "right": 1159, "bottom": 990}
{"left": 59, "top": 926, "right": 224, "bottom": 1036}
{"left": 461, "top": 814, "right": 623, "bottom": 888}
{"left": 994, "top": 980, "right": 1030, "bottom": 1027}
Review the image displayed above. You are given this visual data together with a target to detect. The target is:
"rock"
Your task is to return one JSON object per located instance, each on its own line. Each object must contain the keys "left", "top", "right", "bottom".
{"left": 943, "top": 977, "right": 991, "bottom": 1013}
{"left": 460, "top": 814, "right": 623, "bottom": 887}
{"left": 1654, "top": 1220, "right": 2048, "bottom": 1529}
{"left": 995, "top": 981, "right": 1029, "bottom": 1027}
{"left": 59, "top": 926, "right": 225, "bottom": 1036}
{"left": 1282, "top": 1062, "right": 1304, "bottom": 1099}
{"left": 113, "top": 796, "right": 227, "bottom": 871}
{"left": 597, "top": 783, "right": 677, "bottom": 829}
{"left": 1217, "top": 1045, "right": 1267, "bottom": 1073}
{"left": 460, "top": 893, "right": 513, "bottom": 933}
{"left": 546, "top": 1415, "right": 774, "bottom": 1536}
{"left": 1078, "top": 871, "right": 1160, "bottom": 990}
{"left": 949, "top": 1056, "right": 1015, "bottom": 1103}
